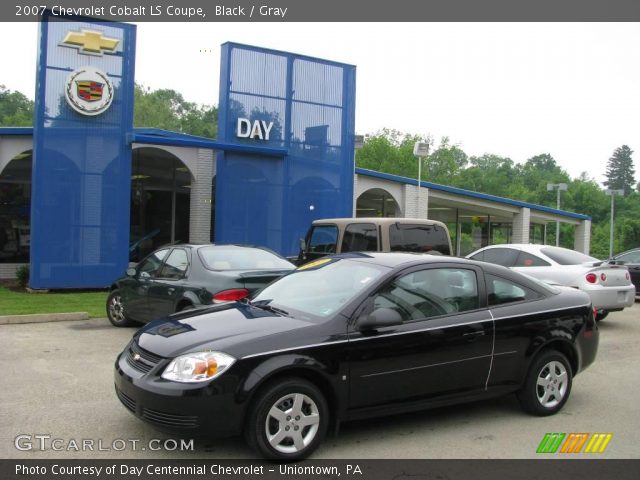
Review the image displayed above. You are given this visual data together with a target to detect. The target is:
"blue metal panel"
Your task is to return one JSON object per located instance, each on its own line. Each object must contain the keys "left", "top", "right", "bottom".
{"left": 355, "top": 168, "right": 591, "bottom": 221}
{"left": 30, "top": 14, "right": 136, "bottom": 288}
{"left": 216, "top": 43, "right": 356, "bottom": 256}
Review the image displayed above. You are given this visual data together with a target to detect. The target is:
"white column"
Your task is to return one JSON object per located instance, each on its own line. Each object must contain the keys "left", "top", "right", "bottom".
{"left": 403, "top": 184, "right": 428, "bottom": 219}
{"left": 512, "top": 207, "right": 531, "bottom": 244}
{"left": 188, "top": 149, "right": 215, "bottom": 244}
{"left": 574, "top": 219, "right": 591, "bottom": 254}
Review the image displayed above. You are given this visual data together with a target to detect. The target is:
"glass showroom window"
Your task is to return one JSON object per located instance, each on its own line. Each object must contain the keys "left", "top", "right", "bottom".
{"left": 0, "top": 151, "right": 32, "bottom": 263}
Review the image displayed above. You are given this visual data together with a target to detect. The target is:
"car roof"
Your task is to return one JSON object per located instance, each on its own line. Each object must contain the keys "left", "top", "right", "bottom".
{"left": 330, "top": 251, "right": 483, "bottom": 268}
{"left": 311, "top": 217, "right": 448, "bottom": 228}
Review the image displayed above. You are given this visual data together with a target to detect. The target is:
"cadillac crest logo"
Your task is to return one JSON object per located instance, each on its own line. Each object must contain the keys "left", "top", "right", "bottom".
{"left": 65, "top": 67, "right": 114, "bottom": 116}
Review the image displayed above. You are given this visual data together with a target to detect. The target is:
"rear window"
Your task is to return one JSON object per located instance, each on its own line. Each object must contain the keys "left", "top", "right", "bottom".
{"left": 199, "top": 247, "right": 294, "bottom": 271}
{"left": 342, "top": 223, "right": 378, "bottom": 252}
{"left": 389, "top": 223, "right": 451, "bottom": 255}
{"left": 540, "top": 247, "right": 598, "bottom": 265}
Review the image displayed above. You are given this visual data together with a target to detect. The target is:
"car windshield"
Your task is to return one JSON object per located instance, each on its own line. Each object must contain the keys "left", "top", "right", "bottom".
{"left": 540, "top": 247, "right": 599, "bottom": 265}
{"left": 198, "top": 246, "right": 294, "bottom": 271}
{"left": 252, "top": 258, "right": 388, "bottom": 320}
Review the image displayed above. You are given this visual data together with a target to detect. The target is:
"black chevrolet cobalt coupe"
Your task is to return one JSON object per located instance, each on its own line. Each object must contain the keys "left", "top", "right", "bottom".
{"left": 115, "top": 253, "right": 599, "bottom": 460}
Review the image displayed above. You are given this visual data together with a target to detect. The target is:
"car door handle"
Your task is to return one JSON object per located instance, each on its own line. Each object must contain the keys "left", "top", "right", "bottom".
{"left": 463, "top": 330, "right": 485, "bottom": 342}
{"left": 167, "top": 288, "right": 175, "bottom": 294}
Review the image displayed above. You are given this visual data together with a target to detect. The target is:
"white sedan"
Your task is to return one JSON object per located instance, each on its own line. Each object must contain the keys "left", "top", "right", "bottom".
{"left": 467, "top": 244, "right": 635, "bottom": 320}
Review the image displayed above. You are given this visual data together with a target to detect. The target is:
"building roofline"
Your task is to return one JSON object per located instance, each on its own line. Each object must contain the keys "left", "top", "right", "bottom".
{"left": 355, "top": 167, "right": 591, "bottom": 221}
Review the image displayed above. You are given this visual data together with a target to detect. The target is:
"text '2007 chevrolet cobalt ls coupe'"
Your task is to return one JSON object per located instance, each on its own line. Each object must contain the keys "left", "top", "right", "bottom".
{"left": 115, "top": 252, "right": 599, "bottom": 460}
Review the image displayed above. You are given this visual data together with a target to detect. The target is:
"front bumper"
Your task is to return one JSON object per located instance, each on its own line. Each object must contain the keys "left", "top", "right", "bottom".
{"left": 583, "top": 284, "right": 635, "bottom": 311}
{"left": 114, "top": 342, "right": 246, "bottom": 438}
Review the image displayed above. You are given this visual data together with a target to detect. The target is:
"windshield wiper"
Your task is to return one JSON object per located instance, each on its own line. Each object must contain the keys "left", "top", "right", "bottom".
{"left": 249, "top": 299, "right": 290, "bottom": 316}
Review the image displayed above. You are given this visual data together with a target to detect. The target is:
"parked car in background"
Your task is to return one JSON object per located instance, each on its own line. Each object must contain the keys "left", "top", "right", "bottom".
{"left": 115, "top": 252, "right": 598, "bottom": 460}
{"left": 296, "top": 217, "right": 452, "bottom": 265}
{"left": 607, "top": 248, "right": 640, "bottom": 298}
{"left": 467, "top": 244, "right": 635, "bottom": 320}
{"left": 107, "top": 244, "right": 295, "bottom": 327}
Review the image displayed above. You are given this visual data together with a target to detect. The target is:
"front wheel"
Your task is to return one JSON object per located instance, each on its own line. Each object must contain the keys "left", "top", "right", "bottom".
{"left": 245, "top": 378, "right": 329, "bottom": 460}
{"left": 517, "top": 350, "right": 572, "bottom": 416}
{"left": 106, "top": 289, "right": 135, "bottom": 327}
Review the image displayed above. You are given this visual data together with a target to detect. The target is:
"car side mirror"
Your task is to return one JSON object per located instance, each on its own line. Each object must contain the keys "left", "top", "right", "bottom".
{"left": 126, "top": 268, "right": 137, "bottom": 277}
{"left": 358, "top": 308, "right": 403, "bottom": 330}
{"left": 299, "top": 238, "right": 306, "bottom": 252}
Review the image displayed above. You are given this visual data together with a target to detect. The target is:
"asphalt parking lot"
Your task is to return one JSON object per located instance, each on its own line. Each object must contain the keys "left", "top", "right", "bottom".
{"left": 1, "top": 303, "right": 638, "bottom": 460}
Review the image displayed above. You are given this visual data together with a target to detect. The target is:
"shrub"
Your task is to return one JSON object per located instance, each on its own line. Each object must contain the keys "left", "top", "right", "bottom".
{"left": 15, "top": 264, "right": 29, "bottom": 289}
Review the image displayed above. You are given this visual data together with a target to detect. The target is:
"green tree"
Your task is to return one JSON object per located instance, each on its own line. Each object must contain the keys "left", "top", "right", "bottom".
{"left": 0, "top": 86, "right": 34, "bottom": 126}
{"left": 356, "top": 129, "right": 431, "bottom": 180}
{"left": 604, "top": 145, "right": 636, "bottom": 195}
{"left": 133, "top": 84, "right": 217, "bottom": 138}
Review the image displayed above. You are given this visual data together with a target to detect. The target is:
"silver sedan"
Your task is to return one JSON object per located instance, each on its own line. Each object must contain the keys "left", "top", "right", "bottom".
{"left": 467, "top": 244, "right": 635, "bottom": 320}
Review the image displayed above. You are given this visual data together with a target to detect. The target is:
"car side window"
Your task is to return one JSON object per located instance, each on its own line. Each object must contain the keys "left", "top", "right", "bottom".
{"left": 469, "top": 248, "right": 519, "bottom": 267}
{"left": 308, "top": 225, "right": 338, "bottom": 254}
{"left": 486, "top": 273, "right": 540, "bottom": 306}
{"left": 342, "top": 223, "right": 378, "bottom": 252}
{"left": 514, "top": 251, "right": 551, "bottom": 267}
{"left": 617, "top": 251, "right": 640, "bottom": 264}
{"left": 372, "top": 268, "right": 479, "bottom": 322}
{"left": 137, "top": 248, "right": 170, "bottom": 278}
{"left": 157, "top": 249, "right": 189, "bottom": 280}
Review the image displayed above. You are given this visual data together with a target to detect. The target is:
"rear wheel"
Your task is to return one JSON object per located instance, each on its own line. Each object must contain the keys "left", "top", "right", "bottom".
{"left": 245, "top": 378, "right": 328, "bottom": 460}
{"left": 517, "top": 350, "right": 572, "bottom": 416}
{"left": 106, "top": 289, "right": 135, "bottom": 327}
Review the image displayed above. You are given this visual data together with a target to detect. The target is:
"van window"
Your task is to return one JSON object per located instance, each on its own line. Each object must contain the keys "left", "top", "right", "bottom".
{"left": 342, "top": 223, "right": 378, "bottom": 252}
{"left": 308, "top": 225, "right": 338, "bottom": 254}
{"left": 389, "top": 223, "right": 451, "bottom": 255}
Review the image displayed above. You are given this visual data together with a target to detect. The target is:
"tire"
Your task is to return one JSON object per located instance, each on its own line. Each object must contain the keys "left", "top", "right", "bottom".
{"left": 106, "top": 289, "right": 135, "bottom": 327}
{"left": 517, "top": 350, "right": 572, "bottom": 416}
{"left": 245, "top": 378, "right": 329, "bottom": 460}
{"left": 595, "top": 311, "right": 609, "bottom": 322}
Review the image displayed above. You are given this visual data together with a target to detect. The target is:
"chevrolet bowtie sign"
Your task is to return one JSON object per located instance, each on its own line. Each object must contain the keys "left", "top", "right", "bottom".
{"left": 236, "top": 118, "right": 274, "bottom": 141}
{"left": 60, "top": 29, "right": 120, "bottom": 56}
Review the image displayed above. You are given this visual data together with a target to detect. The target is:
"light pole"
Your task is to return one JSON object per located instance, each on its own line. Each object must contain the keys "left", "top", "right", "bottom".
{"left": 605, "top": 189, "right": 624, "bottom": 258}
{"left": 547, "top": 183, "right": 568, "bottom": 246}
{"left": 413, "top": 142, "right": 429, "bottom": 219}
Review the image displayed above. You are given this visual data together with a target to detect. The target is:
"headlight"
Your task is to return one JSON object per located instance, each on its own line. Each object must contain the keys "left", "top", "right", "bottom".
{"left": 161, "top": 351, "right": 235, "bottom": 383}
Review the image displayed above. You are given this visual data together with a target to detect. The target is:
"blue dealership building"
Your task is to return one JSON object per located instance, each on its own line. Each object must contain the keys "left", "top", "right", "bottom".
{"left": 0, "top": 15, "right": 591, "bottom": 288}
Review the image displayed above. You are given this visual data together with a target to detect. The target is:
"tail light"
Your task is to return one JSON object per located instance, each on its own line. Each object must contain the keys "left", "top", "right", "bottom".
{"left": 600, "top": 273, "right": 607, "bottom": 282}
{"left": 626, "top": 272, "right": 630, "bottom": 281}
{"left": 585, "top": 273, "right": 597, "bottom": 284}
{"left": 213, "top": 288, "right": 250, "bottom": 303}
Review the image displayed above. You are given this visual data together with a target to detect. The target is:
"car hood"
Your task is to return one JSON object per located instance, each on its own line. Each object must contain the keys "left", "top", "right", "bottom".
{"left": 134, "top": 303, "right": 316, "bottom": 359}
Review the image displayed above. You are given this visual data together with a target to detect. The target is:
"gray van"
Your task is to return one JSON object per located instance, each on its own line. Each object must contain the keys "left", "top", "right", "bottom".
{"left": 297, "top": 217, "right": 452, "bottom": 265}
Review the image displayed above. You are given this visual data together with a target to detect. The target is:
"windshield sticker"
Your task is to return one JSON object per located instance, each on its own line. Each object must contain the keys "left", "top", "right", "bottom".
{"left": 297, "top": 258, "right": 334, "bottom": 271}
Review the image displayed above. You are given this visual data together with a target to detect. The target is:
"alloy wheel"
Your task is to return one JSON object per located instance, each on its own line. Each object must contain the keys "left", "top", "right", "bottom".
{"left": 535, "top": 360, "right": 568, "bottom": 408}
{"left": 264, "top": 392, "right": 320, "bottom": 454}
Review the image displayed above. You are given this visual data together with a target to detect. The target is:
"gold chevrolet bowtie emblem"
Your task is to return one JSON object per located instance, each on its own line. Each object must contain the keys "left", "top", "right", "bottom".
{"left": 60, "top": 29, "right": 119, "bottom": 56}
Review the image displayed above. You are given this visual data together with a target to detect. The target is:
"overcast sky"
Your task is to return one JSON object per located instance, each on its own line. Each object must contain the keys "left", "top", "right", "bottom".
{"left": 1, "top": 22, "right": 638, "bottom": 184}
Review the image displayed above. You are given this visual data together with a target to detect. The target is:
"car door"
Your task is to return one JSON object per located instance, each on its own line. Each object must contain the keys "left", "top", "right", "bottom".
{"left": 347, "top": 264, "right": 493, "bottom": 409}
{"left": 119, "top": 248, "right": 170, "bottom": 321}
{"left": 483, "top": 273, "right": 547, "bottom": 388}
{"left": 145, "top": 247, "right": 191, "bottom": 320}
